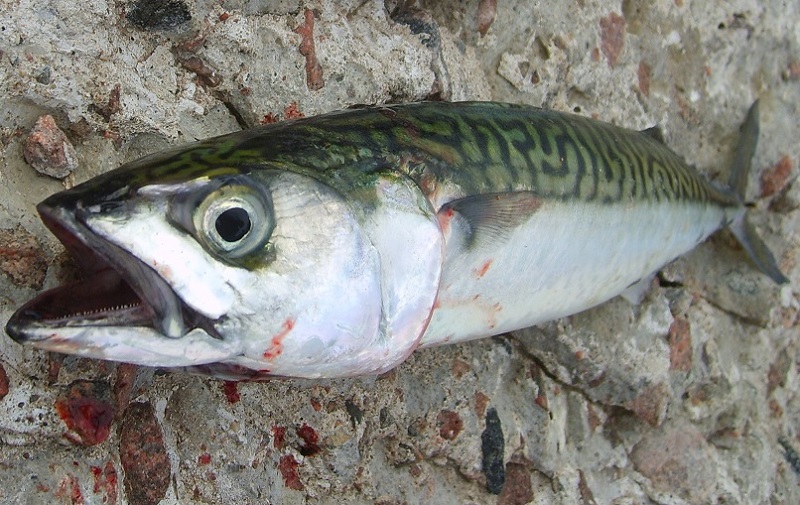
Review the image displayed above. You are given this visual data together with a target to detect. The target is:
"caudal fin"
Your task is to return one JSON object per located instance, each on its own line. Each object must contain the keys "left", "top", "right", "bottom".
{"left": 730, "top": 216, "right": 789, "bottom": 284}
{"left": 727, "top": 100, "right": 789, "bottom": 284}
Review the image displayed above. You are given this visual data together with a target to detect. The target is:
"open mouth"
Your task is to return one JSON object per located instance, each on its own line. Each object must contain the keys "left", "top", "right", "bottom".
{"left": 5, "top": 198, "right": 215, "bottom": 342}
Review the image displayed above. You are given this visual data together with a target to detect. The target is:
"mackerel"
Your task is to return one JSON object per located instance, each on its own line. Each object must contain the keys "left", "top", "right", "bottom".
{"left": 5, "top": 101, "right": 786, "bottom": 379}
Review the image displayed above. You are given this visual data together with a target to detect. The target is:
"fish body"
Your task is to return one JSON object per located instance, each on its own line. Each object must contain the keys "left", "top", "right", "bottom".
{"left": 4, "top": 102, "right": 786, "bottom": 379}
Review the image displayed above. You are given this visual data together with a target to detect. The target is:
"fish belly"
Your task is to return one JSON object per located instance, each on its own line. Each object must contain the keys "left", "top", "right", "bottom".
{"left": 419, "top": 200, "right": 729, "bottom": 347}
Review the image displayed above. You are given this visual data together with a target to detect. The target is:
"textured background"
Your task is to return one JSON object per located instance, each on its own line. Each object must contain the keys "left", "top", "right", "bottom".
{"left": 1, "top": 1, "right": 799, "bottom": 504}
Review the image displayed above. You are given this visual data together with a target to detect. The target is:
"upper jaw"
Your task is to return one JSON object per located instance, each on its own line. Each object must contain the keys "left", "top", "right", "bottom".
{"left": 5, "top": 192, "right": 220, "bottom": 348}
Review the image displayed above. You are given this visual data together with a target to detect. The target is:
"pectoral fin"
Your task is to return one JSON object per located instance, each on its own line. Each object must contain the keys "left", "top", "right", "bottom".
{"left": 438, "top": 192, "right": 542, "bottom": 248}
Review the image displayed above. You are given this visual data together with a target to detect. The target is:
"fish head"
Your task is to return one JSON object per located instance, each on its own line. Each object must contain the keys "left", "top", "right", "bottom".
{"left": 6, "top": 140, "right": 444, "bottom": 378}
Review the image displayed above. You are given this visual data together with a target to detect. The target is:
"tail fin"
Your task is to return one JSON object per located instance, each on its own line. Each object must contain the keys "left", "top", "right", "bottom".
{"left": 730, "top": 215, "right": 788, "bottom": 284}
{"left": 728, "top": 101, "right": 760, "bottom": 197}
{"left": 727, "top": 100, "right": 789, "bottom": 284}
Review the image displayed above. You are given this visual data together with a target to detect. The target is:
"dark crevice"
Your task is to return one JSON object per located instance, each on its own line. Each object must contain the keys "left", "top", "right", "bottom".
{"left": 501, "top": 333, "right": 605, "bottom": 408}
{"left": 213, "top": 91, "right": 251, "bottom": 131}
{"left": 657, "top": 272, "right": 684, "bottom": 288}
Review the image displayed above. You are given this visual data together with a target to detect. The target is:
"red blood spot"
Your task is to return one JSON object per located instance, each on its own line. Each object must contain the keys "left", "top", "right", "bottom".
{"left": 222, "top": 381, "right": 240, "bottom": 403}
{"left": 90, "top": 461, "right": 118, "bottom": 503}
{"left": 90, "top": 467, "right": 101, "bottom": 488}
{"left": 437, "top": 207, "right": 456, "bottom": 233}
{"left": 283, "top": 101, "right": 305, "bottom": 119}
{"left": 198, "top": 453, "right": 212, "bottom": 466}
{"left": 272, "top": 425, "right": 287, "bottom": 450}
{"left": 310, "top": 399, "right": 322, "bottom": 411}
{"left": 278, "top": 454, "right": 303, "bottom": 490}
{"left": 486, "top": 302, "right": 503, "bottom": 329}
{"left": 218, "top": 12, "right": 229, "bottom": 21}
{"left": 55, "top": 381, "right": 115, "bottom": 446}
{"left": 55, "top": 474, "right": 83, "bottom": 504}
{"left": 260, "top": 112, "right": 279, "bottom": 124}
{"left": 263, "top": 318, "right": 296, "bottom": 360}
{"left": 296, "top": 423, "right": 321, "bottom": 456}
{"left": 475, "top": 259, "right": 493, "bottom": 279}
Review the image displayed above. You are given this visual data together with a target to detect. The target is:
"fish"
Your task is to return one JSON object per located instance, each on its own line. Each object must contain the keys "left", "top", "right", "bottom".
{"left": 4, "top": 101, "right": 787, "bottom": 379}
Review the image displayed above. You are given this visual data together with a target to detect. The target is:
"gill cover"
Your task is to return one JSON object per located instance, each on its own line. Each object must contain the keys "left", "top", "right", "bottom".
{"left": 217, "top": 171, "right": 445, "bottom": 378}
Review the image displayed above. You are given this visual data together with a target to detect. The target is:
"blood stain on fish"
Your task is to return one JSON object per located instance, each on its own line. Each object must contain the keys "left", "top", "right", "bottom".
{"left": 475, "top": 259, "right": 493, "bottom": 278}
{"left": 263, "top": 318, "right": 295, "bottom": 360}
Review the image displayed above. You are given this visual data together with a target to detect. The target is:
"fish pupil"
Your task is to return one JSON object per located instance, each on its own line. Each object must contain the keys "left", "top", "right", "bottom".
{"left": 215, "top": 207, "right": 251, "bottom": 242}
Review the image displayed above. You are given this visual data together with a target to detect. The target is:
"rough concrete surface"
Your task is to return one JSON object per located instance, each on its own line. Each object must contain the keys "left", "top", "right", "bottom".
{"left": 0, "top": 0, "right": 798, "bottom": 503}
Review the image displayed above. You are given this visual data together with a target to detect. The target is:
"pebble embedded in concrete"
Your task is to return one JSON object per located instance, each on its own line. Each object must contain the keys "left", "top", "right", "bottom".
{"left": 23, "top": 115, "right": 78, "bottom": 179}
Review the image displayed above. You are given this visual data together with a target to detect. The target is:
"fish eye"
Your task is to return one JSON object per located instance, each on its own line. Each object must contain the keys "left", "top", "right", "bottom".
{"left": 215, "top": 207, "right": 251, "bottom": 243}
{"left": 197, "top": 187, "right": 273, "bottom": 259}
{"left": 170, "top": 177, "right": 274, "bottom": 260}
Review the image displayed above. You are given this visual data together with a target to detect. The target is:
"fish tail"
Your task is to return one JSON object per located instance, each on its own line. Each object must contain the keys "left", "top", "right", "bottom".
{"left": 730, "top": 216, "right": 788, "bottom": 284}
{"left": 728, "top": 100, "right": 760, "bottom": 198}
{"left": 727, "top": 100, "right": 789, "bottom": 284}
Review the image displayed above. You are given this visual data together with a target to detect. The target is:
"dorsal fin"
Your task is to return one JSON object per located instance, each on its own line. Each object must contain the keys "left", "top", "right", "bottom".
{"left": 640, "top": 126, "right": 666, "bottom": 144}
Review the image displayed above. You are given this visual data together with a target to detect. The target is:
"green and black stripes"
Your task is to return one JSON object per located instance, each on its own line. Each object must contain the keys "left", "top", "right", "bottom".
{"left": 63, "top": 102, "right": 739, "bottom": 209}
{"left": 372, "top": 102, "right": 736, "bottom": 206}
